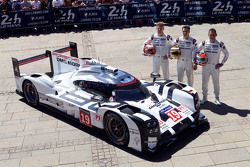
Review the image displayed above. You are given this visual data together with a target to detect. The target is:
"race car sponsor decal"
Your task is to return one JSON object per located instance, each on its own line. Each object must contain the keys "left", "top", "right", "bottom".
{"left": 149, "top": 98, "right": 168, "bottom": 109}
{"left": 54, "top": 52, "right": 80, "bottom": 68}
{"left": 159, "top": 105, "right": 173, "bottom": 121}
{"left": 134, "top": 136, "right": 140, "bottom": 146}
{"left": 79, "top": 108, "right": 92, "bottom": 127}
{"left": 177, "top": 105, "right": 193, "bottom": 116}
{"left": 166, "top": 109, "right": 183, "bottom": 122}
{"left": 95, "top": 114, "right": 101, "bottom": 121}
{"left": 158, "top": 119, "right": 169, "bottom": 133}
{"left": 159, "top": 105, "right": 173, "bottom": 114}
{"left": 129, "top": 128, "right": 140, "bottom": 135}
{"left": 177, "top": 105, "right": 187, "bottom": 112}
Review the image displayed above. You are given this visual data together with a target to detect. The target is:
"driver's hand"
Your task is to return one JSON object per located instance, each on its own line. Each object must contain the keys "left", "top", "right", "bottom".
{"left": 215, "top": 63, "right": 223, "bottom": 69}
{"left": 193, "top": 64, "right": 197, "bottom": 71}
{"left": 163, "top": 55, "right": 168, "bottom": 59}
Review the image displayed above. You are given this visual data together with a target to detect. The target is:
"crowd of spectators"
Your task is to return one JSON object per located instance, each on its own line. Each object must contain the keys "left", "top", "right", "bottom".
{"left": 0, "top": 0, "right": 156, "bottom": 14}
{"left": 52, "top": 0, "right": 145, "bottom": 8}
{"left": 0, "top": 0, "right": 193, "bottom": 14}
{"left": 0, "top": 0, "right": 48, "bottom": 14}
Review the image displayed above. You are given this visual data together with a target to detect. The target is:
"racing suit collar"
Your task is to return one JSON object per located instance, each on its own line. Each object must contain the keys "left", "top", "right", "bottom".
{"left": 209, "top": 39, "right": 217, "bottom": 43}
{"left": 157, "top": 33, "right": 165, "bottom": 37}
{"left": 183, "top": 35, "right": 190, "bottom": 40}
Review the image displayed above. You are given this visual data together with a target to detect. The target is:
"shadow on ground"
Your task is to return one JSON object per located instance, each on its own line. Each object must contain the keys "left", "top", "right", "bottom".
{"left": 19, "top": 98, "right": 210, "bottom": 162}
{"left": 201, "top": 101, "right": 250, "bottom": 117}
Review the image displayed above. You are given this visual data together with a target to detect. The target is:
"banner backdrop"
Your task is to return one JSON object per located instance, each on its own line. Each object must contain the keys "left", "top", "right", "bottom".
{"left": 156, "top": 0, "right": 185, "bottom": 19}
{"left": 0, "top": 12, "right": 23, "bottom": 30}
{"left": 129, "top": 3, "right": 156, "bottom": 20}
{"left": 184, "top": 0, "right": 211, "bottom": 17}
{"left": 54, "top": 7, "right": 78, "bottom": 25}
{"left": 0, "top": 10, "right": 51, "bottom": 30}
{"left": 238, "top": 0, "right": 250, "bottom": 16}
{"left": 101, "top": 4, "right": 128, "bottom": 21}
{"left": 210, "top": 0, "right": 237, "bottom": 17}
{"left": 23, "top": 10, "right": 51, "bottom": 28}
{"left": 77, "top": 6, "right": 103, "bottom": 23}
{"left": 0, "top": 0, "right": 249, "bottom": 31}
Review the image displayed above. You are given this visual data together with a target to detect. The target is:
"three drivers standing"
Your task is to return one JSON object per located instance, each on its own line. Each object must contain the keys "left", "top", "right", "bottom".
{"left": 143, "top": 23, "right": 229, "bottom": 106}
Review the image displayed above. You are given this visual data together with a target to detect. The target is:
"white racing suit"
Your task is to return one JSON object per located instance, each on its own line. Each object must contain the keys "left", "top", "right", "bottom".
{"left": 175, "top": 36, "right": 197, "bottom": 86}
{"left": 197, "top": 40, "right": 229, "bottom": 100}
{"left": 145, "top": 33, "right": 174, "bottom": 79}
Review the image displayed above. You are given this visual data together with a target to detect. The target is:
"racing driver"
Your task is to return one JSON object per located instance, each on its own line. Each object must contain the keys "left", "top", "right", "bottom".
{"left": 144, "top": 22, "right": 174, "bottom": 80}
{"left": 175, "top": 25, "right": 197, "bottom": 87}
{"left": 197, "top": 28, "right": 229, "bottom": 105}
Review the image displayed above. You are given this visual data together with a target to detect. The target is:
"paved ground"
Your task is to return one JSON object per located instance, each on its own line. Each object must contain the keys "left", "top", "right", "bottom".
{"left": 0, "top": 23, "right": 250, "bottom": 167}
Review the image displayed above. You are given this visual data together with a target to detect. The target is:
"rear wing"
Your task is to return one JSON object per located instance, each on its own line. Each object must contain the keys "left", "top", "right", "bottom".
{"left": 11, "top": 42, "right": 78, "bottom": 77}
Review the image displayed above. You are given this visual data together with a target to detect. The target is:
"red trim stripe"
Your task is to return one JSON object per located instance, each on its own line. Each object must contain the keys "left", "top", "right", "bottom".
{"left": 116, "top": 78, "right": 138, "bottom": 87}
{"left": 54, "top": 47, "right": 72, "bottom": 53}
{"left": 19, "top": 55, "right": 48, "bottom": 66}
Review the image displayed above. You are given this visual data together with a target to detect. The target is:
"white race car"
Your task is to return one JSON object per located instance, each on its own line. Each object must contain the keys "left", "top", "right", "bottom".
{"left": 12, "top": 42, "right": 207, "bottom": 152}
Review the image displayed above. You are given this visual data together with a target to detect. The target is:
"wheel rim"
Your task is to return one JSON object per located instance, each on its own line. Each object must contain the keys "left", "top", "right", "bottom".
{"left": 24, "top": 83, "right": 38, "bottom": 104}
{"left": 106, "top": 116, "right": 127, "bottom": 144}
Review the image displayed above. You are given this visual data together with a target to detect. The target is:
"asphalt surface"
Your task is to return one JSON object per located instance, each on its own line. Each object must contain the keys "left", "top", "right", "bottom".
{"left": 0, "top": 23, "right": 250, "bottom": 167}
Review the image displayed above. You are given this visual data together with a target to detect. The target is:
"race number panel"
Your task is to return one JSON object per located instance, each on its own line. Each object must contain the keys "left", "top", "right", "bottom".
{"left": 79, "top": 108, "right": 92, "bottom": 127}
{"left": 166, "top": 109, "right": 182, "bottom": 122}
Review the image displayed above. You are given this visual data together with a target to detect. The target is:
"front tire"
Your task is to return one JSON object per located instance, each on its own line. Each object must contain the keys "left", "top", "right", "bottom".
{"left": 104, "top": 112, "right": 129, "bottom": 146}
{"left": 23, "top": 81, "right": 39, "bottom": 106}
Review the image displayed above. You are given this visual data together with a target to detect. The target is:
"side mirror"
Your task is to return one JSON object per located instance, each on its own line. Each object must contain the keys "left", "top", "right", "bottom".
{"left": 91, "top": 95, "right": 103, "bottom": 102}
{"left": 150, "top": 92, "right": 159, "bottom": 103}
{"left": 91, "top": 95, "right": 104, "bottom": 107}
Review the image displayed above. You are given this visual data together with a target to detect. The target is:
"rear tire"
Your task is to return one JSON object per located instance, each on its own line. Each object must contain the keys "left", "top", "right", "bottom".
{"left": 104, "top": 112, "right": 129, "bottom": 146}
{"left": 23, "top": 81, "right": 39, "bottom": 106}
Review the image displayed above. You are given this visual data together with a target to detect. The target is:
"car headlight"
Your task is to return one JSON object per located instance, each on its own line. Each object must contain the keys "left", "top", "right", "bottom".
{"left": 146, "top": 120, "right": 158, "bottom": 129}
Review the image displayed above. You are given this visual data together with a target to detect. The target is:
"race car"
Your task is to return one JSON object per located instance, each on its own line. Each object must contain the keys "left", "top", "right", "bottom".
{"left": 12, "top": 42, "right": 207, "bottom": 152}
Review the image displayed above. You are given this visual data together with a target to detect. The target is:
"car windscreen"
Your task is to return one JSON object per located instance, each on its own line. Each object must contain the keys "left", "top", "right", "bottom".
{"left": 114, "top": 85, "right": 150, "bottom": 101}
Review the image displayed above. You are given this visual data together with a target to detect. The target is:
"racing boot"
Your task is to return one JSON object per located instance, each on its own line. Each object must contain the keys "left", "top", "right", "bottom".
{"left": 215, "top": 98, "right": 222, "bottom": 106}
{"left": 200, "top": 96, "right": 207, "bottom": 105}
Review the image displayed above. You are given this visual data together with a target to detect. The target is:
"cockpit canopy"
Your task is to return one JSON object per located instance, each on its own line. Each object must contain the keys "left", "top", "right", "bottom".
{"left": 72, "top": 66, "right": 150, "bottom": 101}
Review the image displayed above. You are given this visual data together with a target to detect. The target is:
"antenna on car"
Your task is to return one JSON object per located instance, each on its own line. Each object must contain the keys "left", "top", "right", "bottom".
{"left": 150, "top": 72, "right": 161, "bottom": 83}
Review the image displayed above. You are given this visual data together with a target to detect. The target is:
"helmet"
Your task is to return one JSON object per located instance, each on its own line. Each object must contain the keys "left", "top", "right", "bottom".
{"left": 143, "top": 40, "right": 156, "bottom": 56}
{"left": 169, "top": 45, "right": 181, "bottom": 59}
{"left": 196, "top": 53, "right": 208, "bottom": 66}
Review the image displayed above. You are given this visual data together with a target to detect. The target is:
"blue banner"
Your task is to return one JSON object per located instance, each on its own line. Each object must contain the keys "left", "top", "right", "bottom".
{"left": 156, "top": 0, "right": 185, "bottom": 19}
{"left": 128, "top": 3, "right": 156, "bottom": 20}
{"left": 210, "top": 0, "right": 237, "bottom": 17}
{"left": 238, "top": 0, "right": 250, "bottom": 16}
{"left": 77, "top": 6, "right": 103, "bottom": 23}
{"left": 54, "top": 7, "right": 103, "bottom": 25}
{"left": 0, "top": 12, "right": 23, "bottom": 30}
{"left": 0, "top": 0, "right": 249, "bottom": 31}
{"left": 101, "top": 4, "right": 128, "bottom": 21}
{"left": 54, "top": 7, "right": 78, "bottom": 25}
{"left": 184, "top": 0, "right": 211, "bottom": 17}
{"left": 23, "top": 10, "right": 51, "bottom": 28}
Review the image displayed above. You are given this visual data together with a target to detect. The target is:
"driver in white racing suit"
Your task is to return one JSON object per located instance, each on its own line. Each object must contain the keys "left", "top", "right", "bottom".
{"left": 196, "top": 28, "right": 229, "bottom": 105}
{"left": 144, "top": 22, "right": 174, "bottom": 80}
{"left": 175, "top": 25, "right": 197, "bottom": 87}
